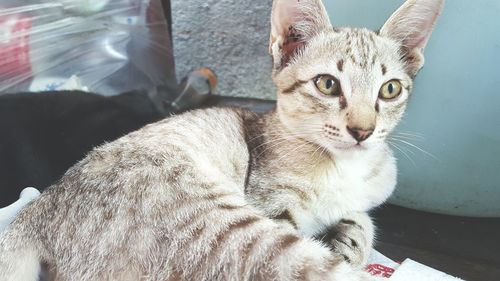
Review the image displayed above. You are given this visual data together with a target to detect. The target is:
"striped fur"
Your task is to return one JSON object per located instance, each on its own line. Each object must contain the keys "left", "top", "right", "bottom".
{"left": 0, "top": 0, "right": 443, "bottom": 280}
{"left": 0, "top": 109, "right": 373, "bottom": 281}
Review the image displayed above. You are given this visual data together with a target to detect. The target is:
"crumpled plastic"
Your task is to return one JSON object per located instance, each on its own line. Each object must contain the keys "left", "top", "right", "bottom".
{"left": 0, "top": 0, "right": 175, "bottom": 96}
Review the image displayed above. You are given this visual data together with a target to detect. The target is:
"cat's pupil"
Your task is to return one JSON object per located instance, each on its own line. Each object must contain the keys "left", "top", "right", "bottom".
{"left": 388, "top": 83, "right": 394, "bottom": 93}
{"left": 326, "top": 79, "right": 334, "bottom": 89}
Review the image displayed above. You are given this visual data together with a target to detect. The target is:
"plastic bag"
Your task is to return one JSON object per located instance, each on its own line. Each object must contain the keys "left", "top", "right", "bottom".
{"left": 0, "top": 0, "right": 175, "bottom": 96}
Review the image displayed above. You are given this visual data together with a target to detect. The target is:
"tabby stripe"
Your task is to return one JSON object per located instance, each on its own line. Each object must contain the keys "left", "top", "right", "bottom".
{"left": 381, "top": 64, "right": 388, "bottom": 75}
{"left": 174, "top": 192, "right": 236, "bottom": 229}
{"left": 239, "top": 229, "right": 266, "bottom": 277}
{"left": 187, "top": 221, "right": 207, "bottom": 243}
{"left": 179, "top": 208, "right": 254, "bottom": 241}
{"left": 189, "top": 216, "right": 261, "bottom": 272}
{"left": 337, "top": 59, "right": 344, "bottom": 72}
{"left": 254, "top": 233, "right": 301, "bottom": 280}
{"left": 270, "top": 234, "right": 300, "bottom": 258}
{"left": 275, "top": 185, "right": 311, "bottom": 203}
{"left": 271, "top": 210, "right": 297, "bottom": 228}
{"left": 183, "top": 216, "right": 260, "bottom": 264}
{"left": 296, "top": 256, "right": 344, "bottom": 280}
{"left": 213, "top": 216, "right": 261, "bottom": 245}
{"left": 336, "top": 237, "right": 357, "bottom": 248}
{"left": 325, "top": 256, "right": 344, "bottom": 271}
{"left": 296, "top": 93, "right": 329, "bottom": 112}
{"left": 340, "top": 219, "right": 364, "bottom": 230}
{"left": 282, "top": 80, "right": 308, "bottom": 95}
{"left": 217, "top": 204, "right": 241, "bottom": 210}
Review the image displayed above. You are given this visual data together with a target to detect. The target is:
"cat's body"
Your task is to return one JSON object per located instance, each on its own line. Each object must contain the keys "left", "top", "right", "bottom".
{"left": 0, "top": 0, "right": 443, "bottom": 280}
{"left": 2, "top": 108, "right": 368, "bottom": 281}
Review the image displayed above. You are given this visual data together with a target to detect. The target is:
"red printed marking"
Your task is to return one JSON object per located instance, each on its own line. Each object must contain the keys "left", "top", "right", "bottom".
{"left": 365, "top": 263, "right": 396, "bottom": 278}
{"left": 0, "top": 14, "right": 32, "bottom": 78}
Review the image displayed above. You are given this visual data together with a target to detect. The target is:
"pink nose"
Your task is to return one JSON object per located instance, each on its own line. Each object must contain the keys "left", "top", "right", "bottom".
{"left": 346, "top": 126, "right": 374, "bottom": 143}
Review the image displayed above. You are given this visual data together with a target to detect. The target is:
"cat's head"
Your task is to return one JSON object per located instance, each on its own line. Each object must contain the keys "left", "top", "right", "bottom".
{"left": 270, "top": 0, "right": 443, "bottom": 153}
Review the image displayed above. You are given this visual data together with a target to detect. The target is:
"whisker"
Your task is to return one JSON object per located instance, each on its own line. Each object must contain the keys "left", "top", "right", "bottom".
{"left": 388, "top": 141, "right": 416, "bottom": 167}
{"left": 253, "top": 133, "right": 318, "bottom": 160}
{"left": 391, "top": 134, "right": 423, "bottom": 141}
{"left": 390, "top": 137, "right": 439, "bottom": 161}
{"left": 274, "top": 140, "right": 313, "bottom": 164}
{"left": 309, "top": 141, "right": 327, "bottom": 168}
{"left": 393, "top": 131, "right": 425, "bottom": 140}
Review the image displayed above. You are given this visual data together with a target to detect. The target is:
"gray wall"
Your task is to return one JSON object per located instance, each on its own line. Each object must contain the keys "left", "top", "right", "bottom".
{"left": 171, "top": 0, "right": 276, "bottom": 99}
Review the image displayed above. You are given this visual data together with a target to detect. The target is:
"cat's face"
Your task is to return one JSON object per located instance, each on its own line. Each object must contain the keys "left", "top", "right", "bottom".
{"left": 275, "top": 28, "right": 411, "bottom": 152}
{"left": 269, "top": 0, "right": 443, "bottom": 154}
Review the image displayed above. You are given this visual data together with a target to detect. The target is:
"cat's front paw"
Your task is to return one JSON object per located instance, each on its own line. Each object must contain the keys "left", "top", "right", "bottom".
{"left": 315, "top": 214, "right": 374, "bottom": 268}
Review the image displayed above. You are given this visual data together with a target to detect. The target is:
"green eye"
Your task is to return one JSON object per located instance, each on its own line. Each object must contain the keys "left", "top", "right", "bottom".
{"left": 314, "top": 75, "right": 341, "bottom": 96}
{"left": 379, "top": 80, "right": 402, "bottom": 100}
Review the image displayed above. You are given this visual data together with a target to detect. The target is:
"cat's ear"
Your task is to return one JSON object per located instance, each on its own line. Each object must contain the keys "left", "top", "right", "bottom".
{"left": 380, "top": 0, "right": 444, "bottom": 77}
{"left": 269, "top": 0, "right": 331, "bottom": 69}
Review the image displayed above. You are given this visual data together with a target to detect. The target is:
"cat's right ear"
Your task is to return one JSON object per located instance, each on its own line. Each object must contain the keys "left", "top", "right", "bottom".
{"left": 269, "top": 0, "right": 331, "bottom": 70}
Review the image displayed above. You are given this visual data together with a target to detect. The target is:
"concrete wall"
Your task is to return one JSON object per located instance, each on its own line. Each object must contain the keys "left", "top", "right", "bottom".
{"left": 171, "top": 0, "right": 276, "bottom": 99}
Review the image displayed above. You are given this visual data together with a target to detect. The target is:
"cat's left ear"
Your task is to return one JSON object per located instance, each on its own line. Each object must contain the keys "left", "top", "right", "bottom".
{"left": 380, "top": 0, "right": 444, "bottom": 77}
{"left": 269, "top": 0, "right": 332, "bottom": 70}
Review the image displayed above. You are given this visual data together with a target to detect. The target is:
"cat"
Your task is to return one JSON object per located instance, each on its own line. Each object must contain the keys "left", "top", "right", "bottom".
{"left": 0, "top": 0, "right": 444, "bottom": 280}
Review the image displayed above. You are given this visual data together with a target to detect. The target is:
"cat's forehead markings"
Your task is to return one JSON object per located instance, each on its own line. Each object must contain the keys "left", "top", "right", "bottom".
{"left": 337, "top": 28, "right": 380, "bottom": 70}
{"left": 371, "top": 55, "right": 377, "bottom": 67}
{"left": 337, "top": 59, "right": 344, "bottom": 72}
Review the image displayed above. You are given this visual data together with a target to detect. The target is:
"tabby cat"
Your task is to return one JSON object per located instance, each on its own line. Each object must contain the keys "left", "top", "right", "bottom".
{"left": 0, "top": 0, "right": 443, "bottom": 280}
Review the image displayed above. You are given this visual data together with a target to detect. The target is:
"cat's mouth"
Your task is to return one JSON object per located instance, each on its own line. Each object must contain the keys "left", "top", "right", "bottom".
{"left": 332, "top": 142, "right": 368, "bottom": 151}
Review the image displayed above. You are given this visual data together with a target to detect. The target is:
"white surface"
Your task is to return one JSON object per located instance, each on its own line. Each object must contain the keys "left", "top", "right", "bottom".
{"left": 0, "top": 187, "right": 40, "bottom": 232}
{"left": 367, "top": 250, "right": 400, "bottom": 269}
{"left": 389, "top": 259, "right": 464, "bottom": 281}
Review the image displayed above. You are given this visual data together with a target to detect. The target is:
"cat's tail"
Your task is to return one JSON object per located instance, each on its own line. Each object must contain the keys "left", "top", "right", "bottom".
{"left": 0, "top": 208, "right": 44, "bottom": 281}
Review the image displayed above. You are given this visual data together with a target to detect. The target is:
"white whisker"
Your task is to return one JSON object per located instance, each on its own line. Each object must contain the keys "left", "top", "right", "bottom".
{"left": 390, "top": 137, "right": 439, "bottom": 161}
{"left": 388, "top": 140, "right": 416, "bottom": 166}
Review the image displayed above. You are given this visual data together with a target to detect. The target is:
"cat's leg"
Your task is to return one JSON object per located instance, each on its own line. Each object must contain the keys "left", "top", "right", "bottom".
{"left": 160, "top": 202, "right": 377, "bottom": 281}
{"left": 314, "top": 212, "right": 374, "bottom": 268}
{"left": 0, "top": 228, "right": 41, "bottom": 281}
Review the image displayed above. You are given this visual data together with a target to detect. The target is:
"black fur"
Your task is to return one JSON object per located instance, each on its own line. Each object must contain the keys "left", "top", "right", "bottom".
{"left": 0, "top": 90, "right": 166, "bottom": 207}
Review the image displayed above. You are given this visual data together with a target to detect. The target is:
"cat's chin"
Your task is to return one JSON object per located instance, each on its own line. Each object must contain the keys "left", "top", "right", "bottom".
{"left": 337, "top": 144, "right": 367, "bottom": 151}
{"left": 328, "top": 142, "right": 374, "bottom": 154}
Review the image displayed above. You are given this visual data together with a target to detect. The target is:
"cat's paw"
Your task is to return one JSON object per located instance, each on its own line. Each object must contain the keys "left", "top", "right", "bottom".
{"left": 315, "top": 213, "right": 374, "bottom": 268}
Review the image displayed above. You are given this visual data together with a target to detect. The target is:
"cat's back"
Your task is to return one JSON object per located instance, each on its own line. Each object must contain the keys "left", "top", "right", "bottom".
{"left": 40, "top": 106, "right": 254, "bottom": 201}
{"left": 96, "top": 106, "right": 254, "bottom": 161}
{"left": 52, "top": 105, "right": 247, "bottom": 177}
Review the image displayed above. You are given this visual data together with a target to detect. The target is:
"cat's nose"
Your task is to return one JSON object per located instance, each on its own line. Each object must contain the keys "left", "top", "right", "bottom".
{"left": 346, "top": 126, "right": 374, "bottom": 143}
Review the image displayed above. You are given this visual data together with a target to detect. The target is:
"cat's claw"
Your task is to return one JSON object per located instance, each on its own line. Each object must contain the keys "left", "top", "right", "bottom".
{"left": 317, "top": 213, "right": 374, "bottom": 268}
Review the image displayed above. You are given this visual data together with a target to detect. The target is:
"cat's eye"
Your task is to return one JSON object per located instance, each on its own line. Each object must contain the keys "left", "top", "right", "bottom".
{"left": 314, "top": 75, "right": 341, "bottom": 96}
{"left": 379, "top": 80, "right": 403, "bottom": 100}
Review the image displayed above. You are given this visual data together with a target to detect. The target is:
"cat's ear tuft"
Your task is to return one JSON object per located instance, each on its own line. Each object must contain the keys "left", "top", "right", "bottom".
{"left": 380, "top": 0, "right": 444, "bottom": 77}
{"left": 269, "top": 0, "right": 331, "bottom": 70}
